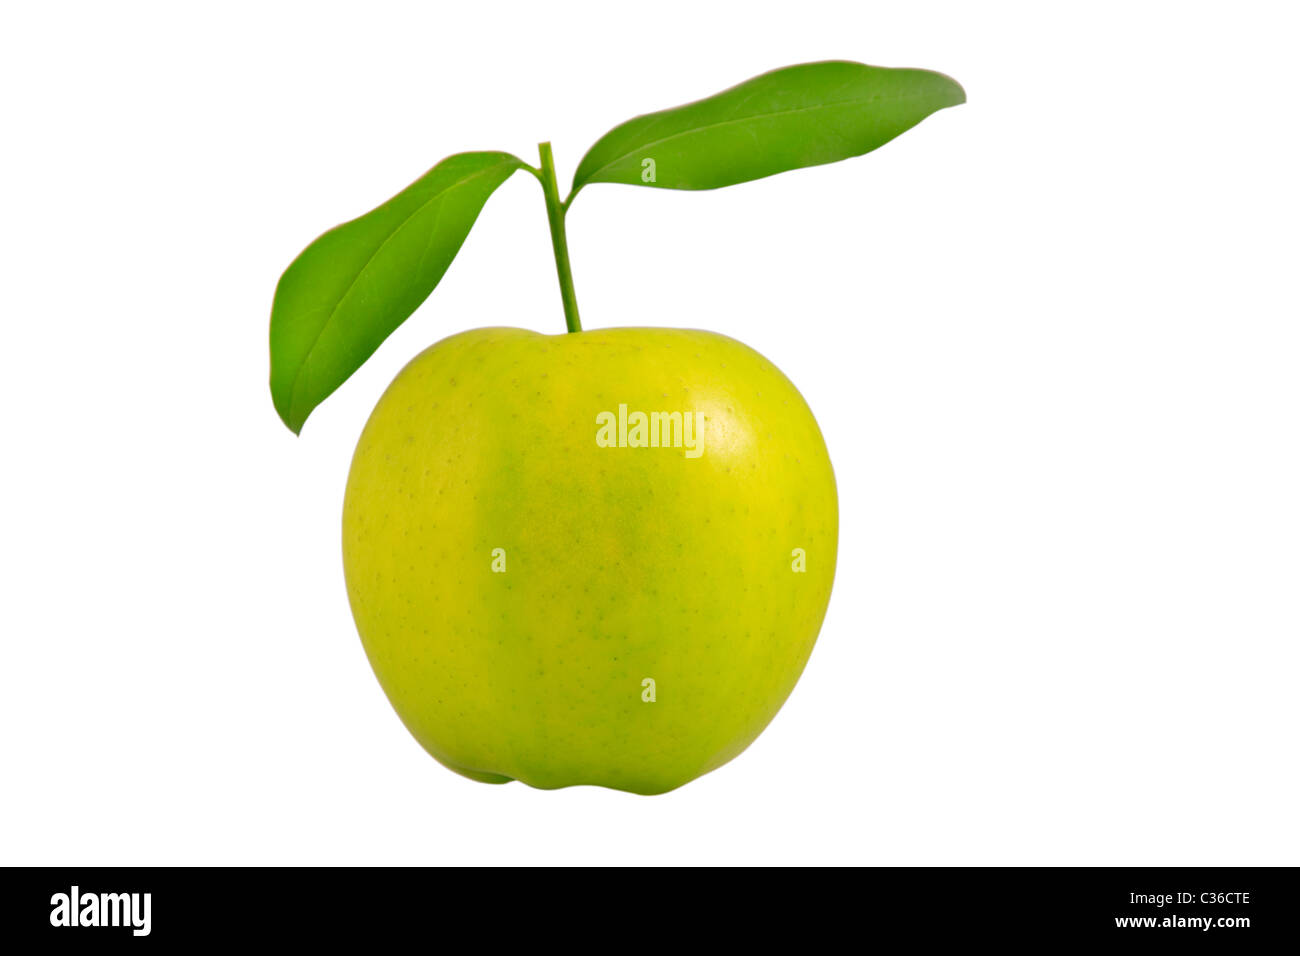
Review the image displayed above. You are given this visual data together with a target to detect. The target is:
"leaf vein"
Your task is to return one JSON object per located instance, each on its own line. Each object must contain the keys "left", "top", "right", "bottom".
{"left": 581, "top": 91, "right": 944, "bottom": 186}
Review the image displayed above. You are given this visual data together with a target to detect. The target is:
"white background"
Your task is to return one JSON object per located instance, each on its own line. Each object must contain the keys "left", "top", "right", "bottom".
{"left": 2, "top": 1, "right": 1297, "bottom": 865}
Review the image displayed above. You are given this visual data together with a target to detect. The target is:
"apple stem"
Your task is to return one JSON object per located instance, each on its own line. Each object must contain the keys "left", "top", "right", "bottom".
{"left": 537, "top": 142, "right": 582, "bottom": 333}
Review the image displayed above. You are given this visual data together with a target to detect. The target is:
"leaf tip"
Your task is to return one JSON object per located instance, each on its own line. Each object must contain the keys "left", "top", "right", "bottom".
{"left": 270, "top": 378, "right": 303, "bottom": 435}
{"left": 937, "top": 71, "right": 967, "bottom": 108}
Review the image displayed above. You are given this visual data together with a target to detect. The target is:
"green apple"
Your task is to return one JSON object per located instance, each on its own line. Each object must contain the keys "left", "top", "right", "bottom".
{"left": 274, "top": 60, "right": 962, "bottom": 792}
{"left": 342, "top": 326, "right": 837, "bottom": 794}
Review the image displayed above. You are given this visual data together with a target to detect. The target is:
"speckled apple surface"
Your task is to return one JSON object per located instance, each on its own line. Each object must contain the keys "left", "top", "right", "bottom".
{"left": 342, "top": 326, "right": 837, "bottom": 794}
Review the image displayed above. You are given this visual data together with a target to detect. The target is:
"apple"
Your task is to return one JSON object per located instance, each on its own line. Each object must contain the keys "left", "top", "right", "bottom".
{"left": 275, "top": 63, "right": 961, "bottom": 791}
{"left": 342, "top": 326, "right": 837, "bottom": 794}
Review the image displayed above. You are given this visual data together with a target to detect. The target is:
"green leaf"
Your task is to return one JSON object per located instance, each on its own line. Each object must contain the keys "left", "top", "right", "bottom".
{"left": 571, "top": 60, "right": 964, "bottom": 197}
{"left": 270, "top": 151, "right": 525, "bottom": 434}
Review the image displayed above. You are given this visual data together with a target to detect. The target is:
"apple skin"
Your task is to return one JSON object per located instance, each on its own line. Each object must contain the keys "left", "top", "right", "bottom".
{"left": 342, "top": 326, "right": 837, "bottom": 794}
